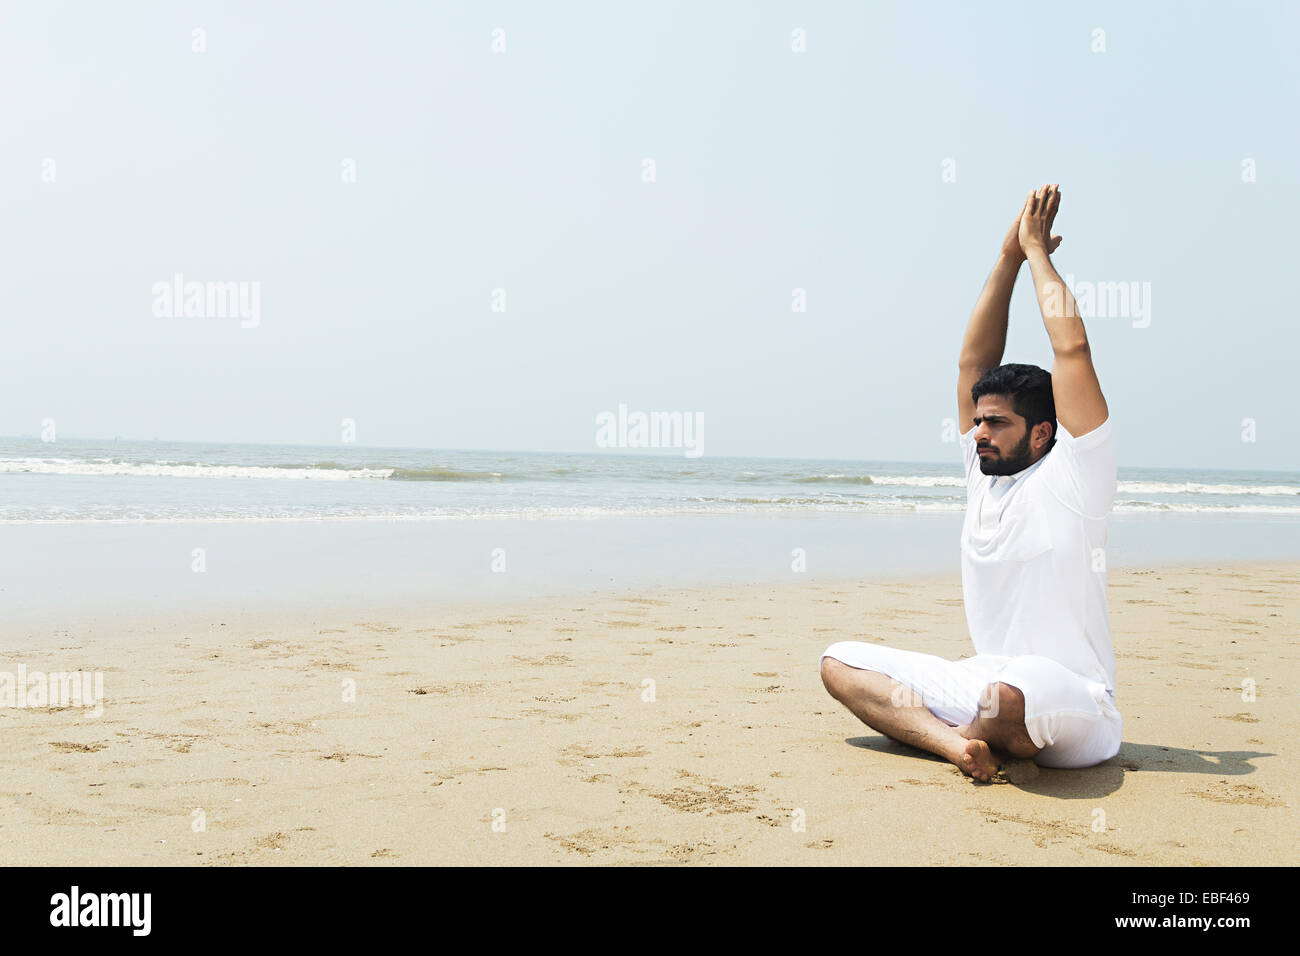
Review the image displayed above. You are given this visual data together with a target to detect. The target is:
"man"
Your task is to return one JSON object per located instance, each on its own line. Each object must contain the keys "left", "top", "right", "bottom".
{"left": 820, "top": 184, "right": 1122, "bottom": 781}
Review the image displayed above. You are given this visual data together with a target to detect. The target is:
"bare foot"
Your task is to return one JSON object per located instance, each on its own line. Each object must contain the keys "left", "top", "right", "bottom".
{"left": 953, "top": 738, "right": 999, "bottom": 782}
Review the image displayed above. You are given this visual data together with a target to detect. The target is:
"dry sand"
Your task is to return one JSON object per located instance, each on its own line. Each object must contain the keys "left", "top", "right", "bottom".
{"left": 2, "top": 562, "right": 1295, "bottom": 865}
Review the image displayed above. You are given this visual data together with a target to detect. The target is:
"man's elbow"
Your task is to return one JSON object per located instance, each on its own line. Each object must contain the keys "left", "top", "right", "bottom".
{"left": 1053, "top": 337, "right": 1091, "bottom": 359}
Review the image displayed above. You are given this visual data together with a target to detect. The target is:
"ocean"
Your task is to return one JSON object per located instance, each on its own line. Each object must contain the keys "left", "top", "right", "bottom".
{"left": 3, "top": 436, "right": 1299, "bottom": 638}
{"left": 4, "top": 437, "right": 1299, "bottom": 523}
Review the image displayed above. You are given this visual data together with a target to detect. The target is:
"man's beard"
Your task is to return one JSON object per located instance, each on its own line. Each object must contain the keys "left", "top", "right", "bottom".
{"left": 977, "top": 429, "right": 1033, "bottom": 476}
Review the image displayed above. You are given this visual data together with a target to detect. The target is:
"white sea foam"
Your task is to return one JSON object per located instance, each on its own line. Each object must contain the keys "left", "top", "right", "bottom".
{"left": 818, "top": 475, "right": 1298, "bottom": 496}
{"left": 0, "top": 458, "right": 393, "bottom": 480}
{"left": 857, "top": 475, "right": 966, "bottom": 487}
{"left": 6, "top": 498, "right": 1300, "bottom": 524}
{"left": 1117, "top": 480, "right": 1299, "bottom": 496}
{"left": 4, "top": 457, "right": 1297, "bottom": 499}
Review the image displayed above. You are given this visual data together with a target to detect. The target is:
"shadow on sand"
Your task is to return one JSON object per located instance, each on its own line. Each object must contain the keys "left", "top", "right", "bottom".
{"left": 845, "top": 736, "right": 1273, "bottom": 799}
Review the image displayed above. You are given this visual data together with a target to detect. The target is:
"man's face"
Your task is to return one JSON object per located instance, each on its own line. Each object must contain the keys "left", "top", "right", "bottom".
{"left": 973, "top": 394, "right": 1039, "bottom": 476}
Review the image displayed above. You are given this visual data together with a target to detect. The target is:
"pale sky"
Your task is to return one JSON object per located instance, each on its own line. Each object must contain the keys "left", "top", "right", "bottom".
{"left": 2, "top": 0, "right": 1297, "bottom": 470}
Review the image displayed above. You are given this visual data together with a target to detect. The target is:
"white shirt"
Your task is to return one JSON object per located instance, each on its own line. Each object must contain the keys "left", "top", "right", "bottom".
{"left": 959, "top": 417, "right": 1119, "bottom": 694}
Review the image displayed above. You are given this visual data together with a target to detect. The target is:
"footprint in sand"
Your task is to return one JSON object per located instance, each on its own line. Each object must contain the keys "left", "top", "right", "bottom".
{"left": 1186, "top": 781, "right": 1286, "bottom": 808}
{"left": 409, "top": 681, "right": 490, "bottom": 696}
{"left": 545, "top": 826, "right": 646, "bottom": 857}
{"left": 319, "top": 751, "right": 382, "bottom": 762}
{"left": 48, "top": 741, "right": 106, "bottom": 753}
{"left": 634, "top": 771, "right": 759, "bottom": 815}
{"left": 508, "top": 653, "right": 573, "bottom": 666}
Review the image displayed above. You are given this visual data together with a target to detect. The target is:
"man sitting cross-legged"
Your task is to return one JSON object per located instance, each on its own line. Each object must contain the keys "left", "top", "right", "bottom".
{"left": 820, "top": 184, "right": 1122, "bottom": 781}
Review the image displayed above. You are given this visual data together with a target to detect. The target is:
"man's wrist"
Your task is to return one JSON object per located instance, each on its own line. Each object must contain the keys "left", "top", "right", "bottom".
{"left": 1023, "top": 244, "right": 1051, "bottom": 264}
{"left": 994, "top": 251, "right": 1024, "bottom": 270}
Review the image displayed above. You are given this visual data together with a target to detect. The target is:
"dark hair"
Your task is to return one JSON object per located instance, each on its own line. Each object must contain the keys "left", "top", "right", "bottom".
{"left": 971, "top": 363, "right": 1057, "bottom": 451}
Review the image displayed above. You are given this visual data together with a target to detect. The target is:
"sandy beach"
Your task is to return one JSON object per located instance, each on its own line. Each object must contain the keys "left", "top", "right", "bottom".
{"left": 1, "top": 560, "right": 1294, "bottom": 866}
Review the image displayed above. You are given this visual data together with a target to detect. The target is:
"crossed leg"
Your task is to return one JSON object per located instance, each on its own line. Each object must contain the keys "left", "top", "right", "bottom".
{"left": 820, "top": 657, "right": 1040, "bottom": 782}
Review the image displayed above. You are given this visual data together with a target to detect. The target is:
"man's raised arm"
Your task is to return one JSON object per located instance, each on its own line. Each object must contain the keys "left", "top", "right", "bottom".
{"left": 956, "top": 199, "right": 1060, "bottom": 431}
{"left": 1019, "top": 184, "right": 1109, "bottom": 438}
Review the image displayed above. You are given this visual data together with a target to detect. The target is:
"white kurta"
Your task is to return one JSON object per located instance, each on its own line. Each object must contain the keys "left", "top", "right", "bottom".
{"left": 959, "top": 417, "right": 1119, "bottom": 696}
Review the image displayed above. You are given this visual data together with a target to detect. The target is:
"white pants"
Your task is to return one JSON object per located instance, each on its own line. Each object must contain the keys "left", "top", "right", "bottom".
{"left": 821, "top": 642, "right": 1122, "bottom": 769}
